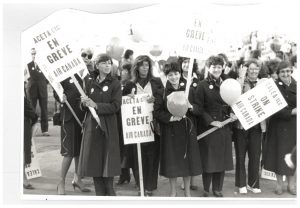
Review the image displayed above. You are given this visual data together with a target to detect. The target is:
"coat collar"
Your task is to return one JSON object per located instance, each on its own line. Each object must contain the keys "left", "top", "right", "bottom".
{"left": 165, "top": 80, "right": 185, "bottom": 94}
{"left": 277, "top": 77, "right": 297, "bottom": 92}
{"left": 206, "top": 73, "right": 222, "bottom": 88}
{"left": 94, "top": 73, "right": 114, "bottom": 88}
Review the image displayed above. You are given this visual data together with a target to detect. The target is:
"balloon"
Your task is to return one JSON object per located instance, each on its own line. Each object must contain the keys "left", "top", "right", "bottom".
{"left": 106, "top": 37, "right": 124, "bottom": 61}
{"left": 130, "top": 26, "right": 143, "bottom": 43}
{"left": 167, "top": 91, "right": 188, "bottom": 117}
{"left": 242, "top": 34, "right": 251, "bottom": 45}
{"left": 150, "top": 45, "right": 162, "bottom": 57}
{"left": 220, "top": 78, "right": 242, "bottom": 106}
{"left": 270, "top": 39, "right": 281, "bottom": 52}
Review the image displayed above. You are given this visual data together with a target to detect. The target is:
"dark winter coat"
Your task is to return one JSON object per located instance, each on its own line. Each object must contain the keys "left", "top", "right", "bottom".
{"left": 264, "top": 78, "right": 297, "bottom": 176}
{"left": 193, "top": 73, "right": 233, "bottom": 173}
{"left": 26, "top": 61, "right": 48, "bottom": 99}
{"left": 154, "top": 81, "right": 202, "bottom": 178}
{"left": 54, "top": 75, "right": 85, "bottom": 123}
{"left": 53, "top": 75, "right": 85, "bottom": 157}
{"left": 78, "top": 74, "right": 122, "bottom": 177}
{"left": 24, "top": 95, "right": 38, "bottom": 164}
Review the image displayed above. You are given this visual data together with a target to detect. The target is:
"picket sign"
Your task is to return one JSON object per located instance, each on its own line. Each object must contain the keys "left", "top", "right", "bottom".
{"left": 261, "top": 168, "right": 286, "bottom": 181}
{"left": 198, "top": 78, "right": 287, "bottom": 139}
{"left": 25, "top": 124, "right": 42, "bottom": 180}
{"left": 184, "top": 57, "right": 195, "bottom": 99}
{"left": 175, "top": 14, "right": 217, "bottom": 100}
{"left": 232, "top": 78, "right": 287, "bottom": 130}
{"left": 121, "top": 94, "right": 155, "bottom": 145}
{"left": 22, "top": 9, "right": 101, "bottom": 128}
{"left": 121, "top": 94, "right": 156, "bottom": 197}
{"left": 261, "top": 168, "right": 277, "bottom": 181}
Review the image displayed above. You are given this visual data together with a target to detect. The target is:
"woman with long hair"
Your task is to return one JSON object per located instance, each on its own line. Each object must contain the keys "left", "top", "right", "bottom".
{"left": 122, "top": 55, "right": 164, "bottom": 196}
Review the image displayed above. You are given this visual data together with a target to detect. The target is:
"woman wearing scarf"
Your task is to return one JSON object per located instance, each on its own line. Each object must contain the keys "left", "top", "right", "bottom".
{"left": 233, "top": 59, "right": 266, "bottom": 195}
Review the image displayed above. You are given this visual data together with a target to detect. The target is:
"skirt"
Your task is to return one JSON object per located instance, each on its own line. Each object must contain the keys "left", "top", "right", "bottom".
{"left": 60, "top": 118, "right": 83, "bottom": 157}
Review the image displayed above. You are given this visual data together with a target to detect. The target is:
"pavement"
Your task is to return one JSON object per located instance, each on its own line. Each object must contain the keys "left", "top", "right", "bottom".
{"left": 23, "top": 121, "right": 297, "bottom": 199}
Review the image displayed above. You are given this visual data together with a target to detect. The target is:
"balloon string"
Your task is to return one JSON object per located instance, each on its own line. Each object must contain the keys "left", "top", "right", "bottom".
{"left": 183, "top": 117, "right": 193, "bottom": 159}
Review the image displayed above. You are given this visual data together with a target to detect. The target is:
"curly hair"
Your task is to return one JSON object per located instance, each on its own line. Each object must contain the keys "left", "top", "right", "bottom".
{"left": 244, "top": 58, "right": 260, "bottom": 68}
{"left": 206, "top": 55, "right": 224, "bottom": 68}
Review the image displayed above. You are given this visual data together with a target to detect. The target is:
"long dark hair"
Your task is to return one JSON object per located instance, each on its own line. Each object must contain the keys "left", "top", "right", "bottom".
{"left": 178, "top": 56, "right": 200, "bottom": 77}
{"left": 131, "top": 55, "right": 154, "bottom": 83}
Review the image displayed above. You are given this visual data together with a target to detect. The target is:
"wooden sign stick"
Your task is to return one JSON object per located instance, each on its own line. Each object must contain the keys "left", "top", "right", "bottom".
{"left": 70, "top": 75, "right": 101, "bottom": 128}
{"left": 137, "top": 143, "right": 145, "bottom": 197}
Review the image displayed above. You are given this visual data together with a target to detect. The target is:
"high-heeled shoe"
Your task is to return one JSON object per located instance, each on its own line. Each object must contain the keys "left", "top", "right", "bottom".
{"left": 116, "top": 176, "right": 130, "bottom": 185}
{"left": 71, "top": 180, "right": 91, "bottom": 192}
{"left": 23, "top": 183, "right": 34, "bottom": 190}
{"left": 57, "top": 183, "right": 65, "bottom": 195}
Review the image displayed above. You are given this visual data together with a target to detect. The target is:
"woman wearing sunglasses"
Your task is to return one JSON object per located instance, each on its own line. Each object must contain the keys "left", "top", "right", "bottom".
{"left": 81, "top": 48, "right": 94, "bottom": 73}
{"left": 264, "top": 61, "right": 297, "bottom": 195}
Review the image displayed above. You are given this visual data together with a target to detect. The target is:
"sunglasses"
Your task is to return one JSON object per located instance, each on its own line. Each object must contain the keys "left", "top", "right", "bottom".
{"left": 81, "top": 53, "right": 93, "bottom": 59}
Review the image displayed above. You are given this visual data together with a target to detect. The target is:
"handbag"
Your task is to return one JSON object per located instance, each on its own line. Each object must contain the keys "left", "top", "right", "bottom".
{"left": 150, "top": 119, "right": 160, "bottom": 136}
{"left": 53, "top": 111, "right": 61, "bottom": 126}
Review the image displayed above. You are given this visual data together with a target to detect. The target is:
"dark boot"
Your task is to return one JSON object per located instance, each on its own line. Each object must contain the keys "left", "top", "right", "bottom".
{"left": 93, "top": 177, "right": 106, "bottom": 196}
{"left": 104, "top": 177, "right": 116, "bottom": 196}
{"left": 117, "top": 168, "right": 131, "bottom": 185}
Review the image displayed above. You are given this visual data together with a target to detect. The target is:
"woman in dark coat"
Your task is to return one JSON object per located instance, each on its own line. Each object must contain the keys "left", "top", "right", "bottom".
{"left": 122, "top": 55, "right": 164, "bottom": 196}
{"left": 178, "top": 56, "right": 202, "bottom": 190}
{"left": 264, "top": 61, "right": 297, "bottom": 195}
{"left": 78, "top": 54, "right": 122, "bottom": 196}
{"left": 193, "top": 55, "right": 234, "bottom": 197}
{"left": 116, "top": 63, "right": 133, "bottom": 185}
{"left": 154, "top": 62, "right": 202, "bottom": 197}
{"left": 54, "top": 74, "right": 90, "bottom": 195}
{"left": 24, "top": 89, "right": 38, "bottom": 189}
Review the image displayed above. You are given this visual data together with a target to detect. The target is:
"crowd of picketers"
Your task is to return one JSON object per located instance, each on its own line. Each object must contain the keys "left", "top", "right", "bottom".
{"left": 24, "top": 41, "right": 297, "bottom": 197}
